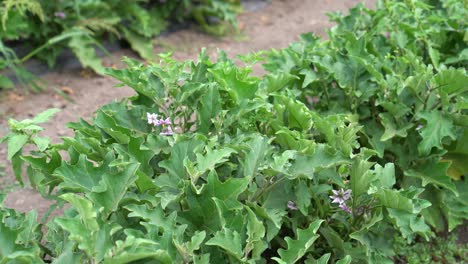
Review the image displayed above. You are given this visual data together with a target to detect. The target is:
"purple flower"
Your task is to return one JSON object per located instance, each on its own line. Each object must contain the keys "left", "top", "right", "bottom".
{"left": 287, "top": 201, "right": 298, "bottom": 210}
{"left": 339, "top": 204, "right": 352, "bottom": 214}
{"left": 147, "top": 112, "right": 174, "bottom": 135}
{"left": 160, "top": 125, "right": 174, "bottom": 136}
{"left": 159, "top": 117, "right": 171, "bottom": 126}
{"left": 416, "top": 125, "right": 423, "bottom": 131}
{"left": 147, "top": 112, "right": 158, "bottom": 125}
{"left": 329, "top": 188, "right": 352, "bottom": 205}
{"left": 54, "top": 12, "right": 66, "bottom": 19}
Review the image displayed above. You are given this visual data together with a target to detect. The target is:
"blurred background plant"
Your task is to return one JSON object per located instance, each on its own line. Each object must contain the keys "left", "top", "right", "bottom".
{"left": 0, "top": 0, "right": 242, "bottom": 91}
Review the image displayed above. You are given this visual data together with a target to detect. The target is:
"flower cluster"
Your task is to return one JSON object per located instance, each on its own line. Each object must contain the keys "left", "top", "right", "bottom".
{"left": 329, "top": 188, "right": 352, "bottom": 214}
{"left": 287, "top": 201, "right": 298, "bottom": 211}
{"left": 147, "top": 112, "right": 174, "bottom": 136}
{"left": 54, "top": 12, "right": 66, "bottom": 19}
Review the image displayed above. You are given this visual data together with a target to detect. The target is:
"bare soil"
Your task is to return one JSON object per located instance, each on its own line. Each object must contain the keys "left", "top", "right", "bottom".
{"left": 0, "top": 0, "right": 372, "bottom": 215}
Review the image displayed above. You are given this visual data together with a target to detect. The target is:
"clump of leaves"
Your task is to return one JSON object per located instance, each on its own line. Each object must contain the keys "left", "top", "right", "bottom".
{"left": 264, "top": 0, "right": 467, "bottom": 233}
{"left": 393, "top": 233, "right": 468, "bottom": 263}
{"left": 0, "top": 52, "right": 434, "bottom": 263}
{"left": 0, "top": 0, "right": 466, "bottom": 263}
{"left": 0, "top": 0, "right": 242, "bottom": 91}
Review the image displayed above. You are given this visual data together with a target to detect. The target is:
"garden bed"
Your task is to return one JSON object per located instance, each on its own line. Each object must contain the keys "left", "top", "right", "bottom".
{"left": 1, "top": 0, "right": 467, "bottom": 263}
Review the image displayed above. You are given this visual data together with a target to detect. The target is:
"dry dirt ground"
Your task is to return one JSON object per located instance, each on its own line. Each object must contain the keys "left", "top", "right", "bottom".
{"left": 0, "top": 0, "right": 373, "bottom": 215}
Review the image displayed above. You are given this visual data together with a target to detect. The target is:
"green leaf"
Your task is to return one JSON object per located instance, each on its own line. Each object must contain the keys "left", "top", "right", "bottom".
{"left": 277, "top": 95, "right": 313, "bottom": 130}
{"left": 251, "top": 205, "right": 286, "bottom": 242}
{"left": 0, "top": 209, "right": 42, "bottom": 263}
{"left": 416, "top": 111, "right": 456, "bottom": 156}
{"left": 350, "top": 158, "right": 375, "bottom": 197}
{"left": 206, "top": 227, "right": 243, "bottom": 260}
{"left": 198, "top": 85, "right": 221, "bottom": 133}
{"left": 262, "top": 72, "right": 298, "bottom": 93}
{"left": 336, "top": 255, "right": 352, "bottom": 264}
{"left": 186, "top": 231, "right": 206, "bottom": 252}
{"left": 387, "top": 208, "right": 432, "bottom": 241}
{"left": 441, "top": 180, "right": 468, "bottom": 231}
{"left": 191, "top": 145, "right": 236, "bottom": 182}
{"left": 69, "top": 35, "right": 105, "bottom": 74}
{"left": 243, "top": 135, "right": 270, "bottom": 178}
{"left": 122, "top": 28, "right": 154, "bottom": 61}
{"left": 433, "top": 69, "right": 468, "bottom": 95}
{"left": 378, "top": 189, "right": 413, "bottom": 213}
{"left": 289, "top": 144, "right": 348, "bottom": 179}
{"left": 194, "top": 254, "right": 211, "bottom": 264}
{"left": 32, "top": 136, "right": 50, "bottom": 151}
{"left": 319, "top": 226, "right": 345, "bottom": 257}
{"left": 379, "top": 113, "right": 410, "bottom": 141}
{"left": 102, "top": 236, "right": 171, "bottom": 264}
{"left": 7, "top": 133, "right": 28, "bottom": 160}
{"left": 89, "top": 162, "right": 139, "bottom": 216}
{"left": 245, "top": 207, "right": 267, "bottom": 260}
{"left": 377, "top": 188, "right": 431, "bottom": 213}
{"left": 372, "top": 163, "right": 395, "bottom": 189}
{"left": 0, "top": 75, "right": 14, "bottom": 89}
{"left": 183, "top": 171, "right": 250, "bottom": 230}
{"left": 272, "top": 219, "right": 324, "bottom": 264}
{"left": 209, "top": 62, "right": 258, "bottom": 102}
{"left": 31, "top": 108, "right": 60, "bottom": 124}
{"left": 59, "top": 193, "right": 98, "bottom": 232}
{"left": 443, "top": 153, "right": 468, "bottom": 180}
{"left": 125, "top": 203, "right": 177, "bottom": 259}
{"left": 295, "top": 180, "right": 311, "bottom": 215}
{"left": 54, "top": 155, "right": 105, "bottom": 193}
{"left": 305, "top": 253, "right": 331, "bottom": 264}
{"left": 159, "top": 140, "right": 204, "bottom": 179}
{"left": 55, "top": 217, "right": 121, "bottom": 261}
{"left": 55, "top": 154, "right": 139, "bottom": 216}
{"left": 405, "top": 159, "right": 458, "bottom": 196}
{"left": 299, "top": 68, "right": 318, "bottom": 88}
{"left": 126, "top": 204, "right": 177, "bottom": 234}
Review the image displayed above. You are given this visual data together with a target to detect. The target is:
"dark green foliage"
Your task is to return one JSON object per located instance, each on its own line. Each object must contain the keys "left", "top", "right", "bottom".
{"left": 0, "top": 0, "right": 466, "bottom": 263}
{"left": 393, "top": 233, "right": 468, "bottom": 263}
{"left": 0, "top": 0, "right": 241, "bottom": 90}
{"left": 264, "top": 0, "right": 467, "bottom": 234}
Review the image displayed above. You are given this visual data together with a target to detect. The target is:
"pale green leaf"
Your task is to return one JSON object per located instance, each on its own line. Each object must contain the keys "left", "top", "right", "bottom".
{"left": 377, "top": 188, "right": 431, "bottom": 213}
{"left": 417, "top": 111, "right": 456, "bottom": 156}
{"left": 272, "top": 219, "right": 323, "bottom": 264}
{"left": 336, "top": 255, "right": 352, "bottom": 264}
{"left": 32, "top": 136, "right": 50, "bottom": 151}
{"left": 243, "top": 135, "right": 270, "bottom": 178}
{"left": 206, "top": 228, "right": 243, "bottom": 260}
{"left": 59, "top": 193, "right": 98, "bottom": 232}
{"left": 372, "top": 163, "right": 395, "bottom": 189}
{"left": 245, "top": 207, "right": 267, "bottom": 260}
{"left": 350, "top": 158, "right": 375, "bottom": 197}
{"left": 31, "top": 108, "right": 60, "bottom": 124}
{"left": 102, "top": 236, "right": 171, "bottom": 264}
{"left": 7, "top": 133, "right": 29, "bottom": 160}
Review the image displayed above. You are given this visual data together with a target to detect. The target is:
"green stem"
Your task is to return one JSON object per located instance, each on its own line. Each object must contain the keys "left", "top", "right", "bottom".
{"left": 250, "top": 175, "right": 287, "bottom": 203}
